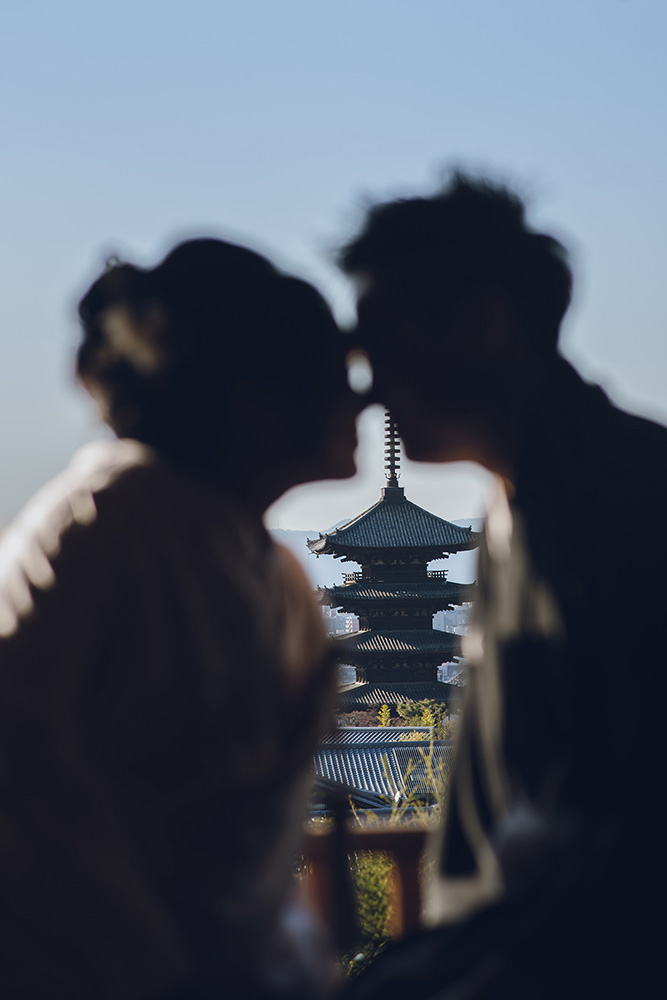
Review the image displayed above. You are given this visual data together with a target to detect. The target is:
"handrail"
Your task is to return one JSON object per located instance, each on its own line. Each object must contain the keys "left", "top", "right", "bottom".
{"left": 343, "top": 570, "right": 452, "bottom": 582}
{"left": 303, "top": 821, "right": 430, "bottom": 945}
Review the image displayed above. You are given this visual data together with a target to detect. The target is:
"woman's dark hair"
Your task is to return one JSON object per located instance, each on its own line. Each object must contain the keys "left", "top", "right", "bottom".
{"left": 339, "top": 173, "right": 573, "bottom": 356}
{"left": 77, "top": 239, "right": 339, "bottom": 463}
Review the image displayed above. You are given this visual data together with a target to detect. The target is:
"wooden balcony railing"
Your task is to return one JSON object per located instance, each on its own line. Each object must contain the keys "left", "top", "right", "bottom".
{"left": 342, "top": 570, "right": 451, "bottom": 583}
{"left": 303, "top": 820, "right": 430, "bottom": 947}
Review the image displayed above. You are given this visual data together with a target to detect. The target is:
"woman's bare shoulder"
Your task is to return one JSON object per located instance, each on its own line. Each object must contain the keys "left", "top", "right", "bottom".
{"left": 0, "top": 440, "right": 156, "bottom": 638}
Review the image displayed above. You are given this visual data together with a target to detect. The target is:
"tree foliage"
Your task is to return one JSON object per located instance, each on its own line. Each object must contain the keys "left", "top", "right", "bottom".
{"left": 377, "top": 704, "right": 391, "bottom": 727}
{"left": 396, "top": 699, "right": 457, "bottom": 740}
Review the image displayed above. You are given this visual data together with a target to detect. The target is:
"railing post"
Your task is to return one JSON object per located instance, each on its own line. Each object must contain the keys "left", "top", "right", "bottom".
{"left": 304, "top": 822, "right": 429, "bottom": 950}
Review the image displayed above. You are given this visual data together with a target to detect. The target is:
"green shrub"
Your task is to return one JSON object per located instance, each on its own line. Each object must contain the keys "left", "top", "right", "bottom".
{"left": 396, "top": 698, "right": 458, "bottom": 741}
{"left": 349, "top": 849, "right": 393, "bottom": 941}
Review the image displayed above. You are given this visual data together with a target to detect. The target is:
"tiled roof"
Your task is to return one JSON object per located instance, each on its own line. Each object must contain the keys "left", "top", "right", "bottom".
{"left": 314, "top": 746, "right": 401, "bottom": 798}
{"left": 311, "top": 775, "right": 393, "bottom": 813}
{"left": 337, "top": 681, "right": 460, "bottom": 708}
{"left": 319, "top": 726, "right": 433, "bottom": 746}
{"left": 307, "top": 486, "right": 478, "bottom": 557}
{"left": 338, "top": 629, "right": 462, "bottom": 655}
{"left": 313, "top": 743, "right": 455, "bottom": 799}
{"left": 322, "top": 581, "right": 474, "bottom": 606}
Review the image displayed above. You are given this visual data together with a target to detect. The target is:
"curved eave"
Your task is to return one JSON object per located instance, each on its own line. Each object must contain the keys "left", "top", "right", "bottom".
{"left": 308, "top": 540, "right": 478, "bottom": 561}
{"left": 307, "top": 492, "right": 480, "bottom": 558}
{"left": 337, "top": 681, "right": 461, "bottom": 708}
{"left": 307, "top": 534, "right": 336, "bottom": 556}
{"left": 336, "top": 629, "right": 462, "bottom": 657}
{"left": 320, "top": 582, "right": 475, "bottom": 609}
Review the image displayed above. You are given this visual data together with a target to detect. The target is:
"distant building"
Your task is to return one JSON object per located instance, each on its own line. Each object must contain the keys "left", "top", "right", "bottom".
{"left": 433, "top": 603, "right": 473, "bottom": 634}
{"left": 321, "top": 606, "right": 355, "bottom": 636}
{"left": 308, "top": 413, "right": 478, "bottom": 687}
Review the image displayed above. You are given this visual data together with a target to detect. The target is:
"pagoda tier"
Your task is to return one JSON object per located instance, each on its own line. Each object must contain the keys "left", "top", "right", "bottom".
{"left": 319, "top": 578, "right": 475, "bottom": 632}
{"left": 341, "top": 629, "right": 461, "bottom": 658}
{"left": 320, "top": 579, "right": 475, "bottom": 613}
{"left": 337, "top": 681, "right": 461, "bottom": 710}
{"left": 337, "top": 629, "right": 462, "bottom": 682}
{"left": 308, "top": 413, "right": 479, "bottom": 684}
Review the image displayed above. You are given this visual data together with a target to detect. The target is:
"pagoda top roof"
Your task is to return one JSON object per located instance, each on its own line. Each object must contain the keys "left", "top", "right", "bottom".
{"left": 308, "top": 484, "right": 479, "bottom": 557}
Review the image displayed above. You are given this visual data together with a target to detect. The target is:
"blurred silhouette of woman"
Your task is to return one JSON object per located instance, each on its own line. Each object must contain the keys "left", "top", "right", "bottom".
{"left": 0, "top": 239, "right": 358, "bottom": 999}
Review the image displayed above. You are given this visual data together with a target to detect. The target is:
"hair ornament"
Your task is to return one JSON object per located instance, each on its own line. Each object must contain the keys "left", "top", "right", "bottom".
{"left": 100, "top": 304, "right": 170, "bottom": 375}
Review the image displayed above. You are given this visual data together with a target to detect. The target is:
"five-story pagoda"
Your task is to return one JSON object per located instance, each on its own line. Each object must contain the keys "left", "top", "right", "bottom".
{"left": 308, "top": 414, "right": 478, "bottom": 683}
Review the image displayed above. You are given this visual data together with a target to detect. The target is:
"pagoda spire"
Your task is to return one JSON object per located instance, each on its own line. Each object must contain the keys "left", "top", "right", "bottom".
{"left": 384, "top": 410, "right": 401, "bottom": 488}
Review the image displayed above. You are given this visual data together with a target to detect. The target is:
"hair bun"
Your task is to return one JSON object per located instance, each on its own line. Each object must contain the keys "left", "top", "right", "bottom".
{"left": 78, "top": 262, "right": 151, "bottom": 329}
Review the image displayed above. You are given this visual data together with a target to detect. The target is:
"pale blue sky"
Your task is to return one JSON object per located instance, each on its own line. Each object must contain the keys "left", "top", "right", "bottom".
{"left": 1, "top": 1, "right": 666, "bottom": 529}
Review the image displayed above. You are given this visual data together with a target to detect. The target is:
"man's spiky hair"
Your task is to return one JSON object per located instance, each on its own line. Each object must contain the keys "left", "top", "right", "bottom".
{"left": 339, "top": 172, "right": 572, "bottom": 354}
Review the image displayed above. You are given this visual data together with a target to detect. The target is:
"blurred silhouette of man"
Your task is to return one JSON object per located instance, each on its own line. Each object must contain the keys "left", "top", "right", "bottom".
{"left": 339, "top": 174, "right": 667, "bottom": 998}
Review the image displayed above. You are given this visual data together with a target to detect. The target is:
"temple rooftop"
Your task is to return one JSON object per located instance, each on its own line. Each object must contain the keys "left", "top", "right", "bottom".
{"left": 314, "top": 743, "right": 455, "bottom": 801}
{"left": 340, "top": 628, "right": 462, "bottom": 656}
{"left": 308, "top": 412, "right": 479, "bottom": 559}
{"left": 318, "top": 726, "right": 433, "bottom": 746}
{"left": 321, "top": 580, "right": 475, "bottom": 605}
{"left": 337, "top": 680, "right": 461, "bottom": 709}
{"left": 307, "top": 486, "right": 478, "bottom": 558}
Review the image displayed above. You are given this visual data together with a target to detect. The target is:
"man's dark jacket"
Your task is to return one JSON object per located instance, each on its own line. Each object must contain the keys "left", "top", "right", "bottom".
{"left": 348, "top": 358, "right": 667, "bottom": 998}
